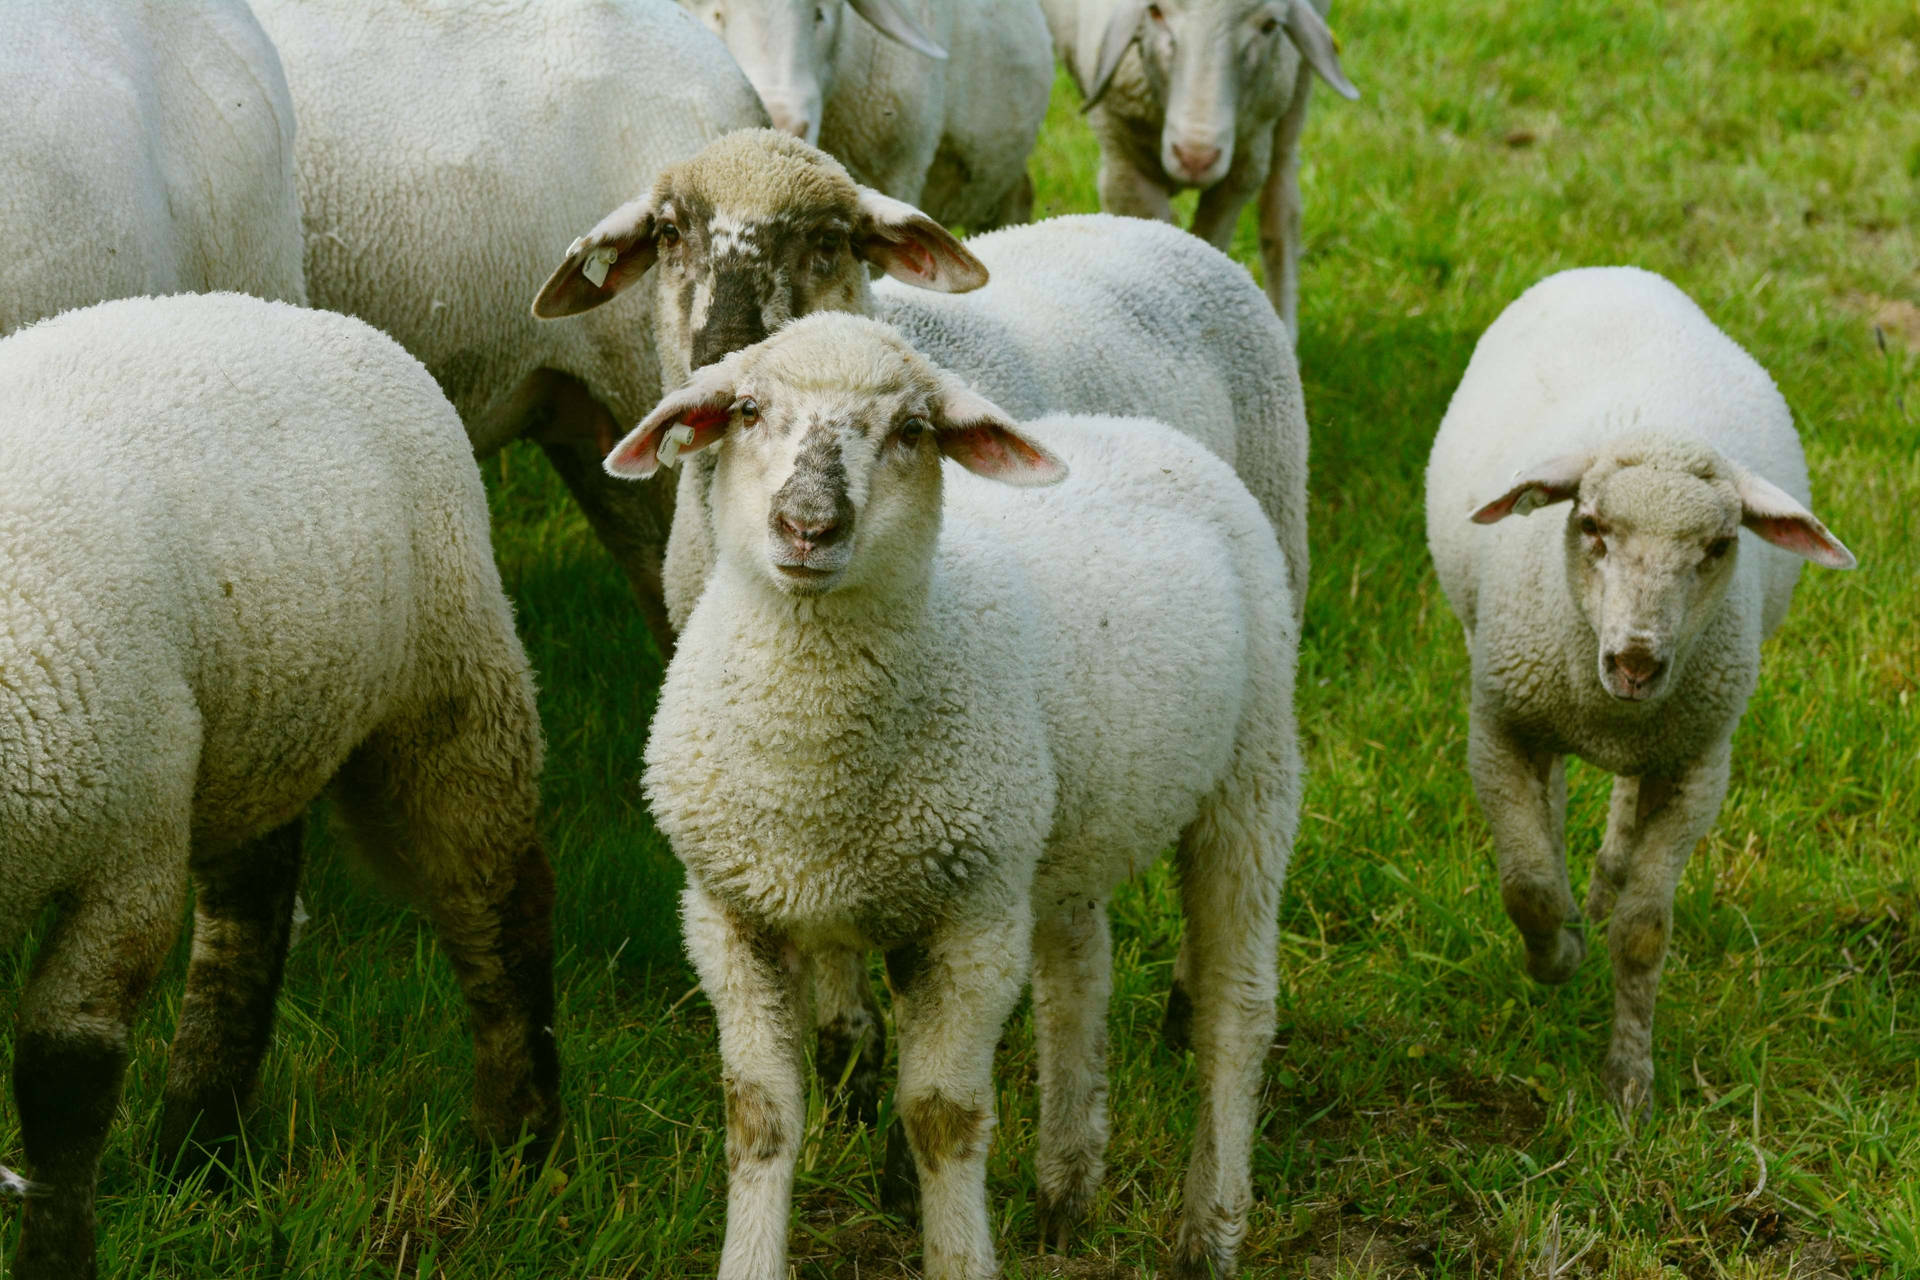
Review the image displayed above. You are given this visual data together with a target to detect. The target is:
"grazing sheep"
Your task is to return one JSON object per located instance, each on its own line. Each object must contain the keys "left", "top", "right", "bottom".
{"left": 680, "top": 0, "right": 1052, "bottom": 230}
{"left": 0, "top": 0, "right": 306, "bottom": 334}
{"left": 1042, "top": 0, "right": 1359, "bottom": 333}
{"left": 1425, "top": 267, "right": 1857, "bottom": 1117}
{"left": 0, "top": 294, "right": 558, "bottom": 1280}
{"left": 534, "top": 128, "right": 1310, "bottom": 1118}
{"left": 250, "top": 0, "right": 768, "bottom": 654}
{"left": 614, "top": 313, "right": 1300, "bottom": 1280}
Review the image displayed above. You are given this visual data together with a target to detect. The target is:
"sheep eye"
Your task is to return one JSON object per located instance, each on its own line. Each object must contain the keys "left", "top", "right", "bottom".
{"left": 1146, "top": 3, "right": 1165, "bottom": 21}
{"left": 1705, "top": 536, "right": 1734, "bottom": 560}
{"left": 815, "top": 4, "right": 827, "bottom": 20}
{"left": 734, "top": 397, "right": 759, "bottom": 421}
{"left": 1258, "top": 14, "right": 1279, "bottom": 33}
{"left": 1578, "top": 515, "right": 1599, "bottom": 537}
{"left": 659, "top": 221, "right": 682, "bottom": 246}
{"left": 896, "top": 415, "right": 930, "bottom": 445}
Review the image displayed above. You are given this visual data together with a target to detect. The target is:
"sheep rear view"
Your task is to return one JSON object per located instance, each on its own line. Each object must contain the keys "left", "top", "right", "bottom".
{"left": 0, "top": 294, "right": 558, "bottom": 1280}
{"left": 612, "top": 313, "right": 1301, "bottom": 1279}
{"left": 1424, "top": 266, "right": 1857, "bottom": 1117}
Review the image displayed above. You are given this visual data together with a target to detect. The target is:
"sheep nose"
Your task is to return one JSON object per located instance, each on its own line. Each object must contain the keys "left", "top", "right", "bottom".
{"left": 779, "top": 512, "right": 844, "bottom": 550}
{"left": 1608, "top": 647, "right": 1664, "bottom": 685}
{"left": 1171, "top": 142, "right": 1221, "bottom": 180}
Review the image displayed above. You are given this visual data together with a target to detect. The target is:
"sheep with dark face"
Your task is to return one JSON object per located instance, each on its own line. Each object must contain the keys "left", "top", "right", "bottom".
{"left": 1425, "top": 267, "right": 1857, "bottom": 1117}
{"left": 617, "top": 313, "right": 1300, "bottom": 1279}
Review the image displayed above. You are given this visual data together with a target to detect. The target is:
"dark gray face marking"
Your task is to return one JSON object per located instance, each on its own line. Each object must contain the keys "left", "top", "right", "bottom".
{"left": 770, "top": 423, "right": 854, "bottom": 547}
{"left": 691, "top": 267, "right": 771, "bottom": 369}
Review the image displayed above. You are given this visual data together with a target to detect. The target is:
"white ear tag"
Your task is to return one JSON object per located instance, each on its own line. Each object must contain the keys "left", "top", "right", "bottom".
{"left": 580, "top": 245, "right": 619, "bottom": 288}
{"left": 655, "top": 423, "right": 696, "bottom": 468}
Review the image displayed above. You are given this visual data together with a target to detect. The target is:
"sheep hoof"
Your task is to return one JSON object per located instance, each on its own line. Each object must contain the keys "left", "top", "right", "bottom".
{"left": 1171, "top": 1231, "right": 1234, "bottom": 1279}
{"left": 1161, "top": 979, "right": 1194, "bottom": 1054}
{"left": 1604, "top": 1054, "right": 1655, "bottom": 1126}
{"left": 879, "top": 1119, "right": 920, "bottom": 1223}
{"left": 1523, "top": 920, "right": 1587, "bottom": 985}
{"left": 1035, "top": 1186, "right": 1088, "bottom": 1253}
{"left": 815, "top": 1022, "right": 883, "bottom": 1128}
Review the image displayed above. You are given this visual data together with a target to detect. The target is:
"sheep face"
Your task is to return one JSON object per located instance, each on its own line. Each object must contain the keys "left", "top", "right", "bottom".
{"left": 1472, "top": 437, "right": 1856, "bottom": 704}
{"left": 684, "top": 0, "right": 946, "bottom": 144}
{"left": 531, "top": 133, "right": 986, "bottom": 387}
{"left": 1085, "top": 0, "right": 1358, "bottom": 188}
{"left": 604, "top": 314, "right": 1063, "bottom": 598}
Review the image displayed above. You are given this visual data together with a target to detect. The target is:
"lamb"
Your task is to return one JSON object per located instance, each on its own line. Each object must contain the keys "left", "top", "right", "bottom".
{"left": 533, "top": 128, "right": 1311, "bottom": 1118}
{"left": 0, "top": 0, "right": 306, "bottom": 334}
{"left": 679, "top": 0, "right": 1052, "bottom": 230}
{"left": 249, "top": 0, "right": 768, "bottom": 654}
{"left": 612, "top": 313, "right": 1301, "bottom": 1279}
{"left": 0, "top": 293, "right": 558, "bottom": 1280}
{"left": 1041, "top": 0, "right": 1360, "bottom": 333}
{"left": 1424, "top": 267, "right": 1857, "bottom": 1117}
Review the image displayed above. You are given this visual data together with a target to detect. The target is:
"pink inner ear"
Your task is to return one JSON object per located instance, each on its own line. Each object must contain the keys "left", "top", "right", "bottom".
{"left": 606, "top": 402, "right": 731, "bottom": 470}
{"left": 1746, "top": 513, "right": 1855, "bottom": 568}
{"left": 942, "top": 424, "right": 1064, "bottom": 484}
{"left": 895, "top": 239, "right": 936, "bottom": 282}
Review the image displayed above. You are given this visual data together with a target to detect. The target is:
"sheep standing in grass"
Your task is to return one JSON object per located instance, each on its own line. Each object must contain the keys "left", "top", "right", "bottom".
{"left": 534, "top": 127, "right": 1310, "bottom": 1119}
{"left": 0, "top": 0, "right": 306, "bottom": 334}
{"left": 680, "top": 0, "right": 1052, "bottom": 230}
{"left": 612, "top": 313, "right": 1300, "bottom": 1280}
{"left": 250, "top": 0, "right": 767, "bottom": 655}
{"left": 1042, "top": 0, "right": 1358, "bottom": 332}
{"left": 0, "top": 294, "right": 558, "bottom": 1280}
{"left": 1425, "top": 267, "right": 1857, "bottom": 1116}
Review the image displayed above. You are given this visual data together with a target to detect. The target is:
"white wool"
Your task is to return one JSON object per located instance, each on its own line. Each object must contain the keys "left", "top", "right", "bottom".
{"left": 0, "top": 0, "right": 306, "bottom": 334}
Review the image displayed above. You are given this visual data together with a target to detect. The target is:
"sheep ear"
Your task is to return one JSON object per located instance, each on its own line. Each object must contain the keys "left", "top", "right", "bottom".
{"left": 1284, "top": 0, "right": 1360, "bottom": 101}
{"left": 931, "top": 371, "right": 1066, "bottom": 487}
{"left": 857, "top": 187, "right": 988, "bottom": 293}
{"left": 1084, "top": 0, "right": 1148, "bottom": 109}
{"left": 1732, "top": 466, "right": 1858, "bottom": 569}
{"left": 1470, "top": 453, "right": 1591, "bottom": 523}
{"left": 605, "top": 367, "right": 740, "bottom": 480}
{"left": 532, "top": 196, "right": 660, "bottom": 319}
{"left": 846, "top": 0, "right": 948, "bottom": 58}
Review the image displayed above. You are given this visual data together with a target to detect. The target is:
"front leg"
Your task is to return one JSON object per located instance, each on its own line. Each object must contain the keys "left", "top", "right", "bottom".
{"left": 1598, "top": 741, "right": 1732, "bottom": 1120}
{"left": 808, "top": 947, "right": 885, "bottom": 1127}
{"left": 1189, "top": 164, "right": 1263, "bottom": 258}
{"left": 1254, "top": 75, "right": 1315, "bottom": 336}
{"left": 885, "top": 910, "right": 1030, "bottom": 1280}
{"left": 680, "top": 886, "right": 807, "bottom": 1280}
{"left": 1467, "top": 710, "right": 1584, "bottom": 984}
{"left": 1091, "top": 111, "right": 1178, "bottom": 224}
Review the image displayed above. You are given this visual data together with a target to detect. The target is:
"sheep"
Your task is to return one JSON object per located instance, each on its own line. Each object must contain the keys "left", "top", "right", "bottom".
{"left": 533, "top": 127, "right": 1310, "bottom": 1119}
{"left": 611, "top": 312, "right": 1300, "bottom": 1279}
{"left": 249, "top": 0, "right": 768, "bottom": 655}
{"left": 1424, "top": 267, "right": 1858, "bottom": 1118}
{"left": 0, "top": 0, "right": 306, "bottom": 335}
{"left": 1041, "top": 0, "right": 1360, "bottom": 333}
{"left": 0, "top": 293, "right": 558, "bottom": 1280}
{"left": 679, "top": 0, "right": 1052, "bottom": 231}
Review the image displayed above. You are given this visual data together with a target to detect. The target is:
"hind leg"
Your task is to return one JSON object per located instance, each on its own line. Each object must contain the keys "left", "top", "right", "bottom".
{"left": 13, "top": 863, "right": 185, "bottom": 1280}
{"left": 158, "top": 817, "right": 305, "bottom": 1183}
{"left": 1032, "top": 896, "right": 1112, "bottom": 1251}
{"left": 1170, "top": 757, "right": 1293, "bottom": 1279}
{"left": 809, "top": 948, "right": 885, "bottom": 1127}
{"left": 333, "top": 693, "right": 559, "bottom": 1160}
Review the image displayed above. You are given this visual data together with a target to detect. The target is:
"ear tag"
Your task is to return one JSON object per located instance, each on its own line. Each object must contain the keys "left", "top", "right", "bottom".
{"left": 580, "top": 245, "right": 618, "bottom": 289}
{"left": 0, "top": 1164, "right": 48, "bottom": 1199}
{"left": 655, "top": 423, "right": 697, "bottom": 468}
{"left": 1511, "top": 488, "right": 1544, "bottom": 516}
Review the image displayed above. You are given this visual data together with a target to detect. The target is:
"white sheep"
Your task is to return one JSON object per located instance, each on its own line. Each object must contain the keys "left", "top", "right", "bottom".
{"left": 533, "top": 128, "right": 1311, "bottom": 1117}
{"left": 679, "top": 0, "right": 1052, "bottom": 230}
{"left": 0, "top": 0, "right": 306, "bottom": 334}
{"left": 1042, "top": 0, "right": 1359, "bottom": 333}
{"left": 1424, "top": 267, "right": 1857, "bottom": 1117}
{"left": 610, "top": 312, "right": 1300, "bottom": 1280}
{"left": 0, "top": 293, "right": 558, "bottom": 1280}
{"left": 250, "top": 0, "right": 768, "bottom": 653}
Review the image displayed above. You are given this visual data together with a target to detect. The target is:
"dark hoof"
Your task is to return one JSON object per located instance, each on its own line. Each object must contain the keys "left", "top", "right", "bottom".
{"left": 1523, "top": 919, "right": 1587, "bottom": 986}
{"left": 1035, "top": 1187, "right": 1086, "bottom": 1254}
{"left": 1172, "top": 1237, "right": 1233, "bottom": 1279}
{"left": 879, "top": 1119, "right": 920, "bottom": 1222}
{"left": 817, "top": 1022, "right": 884, "bottom": 1128}
{"left": 156, "top": 1105, "right": 243, "bottom": 1194}
{"left": 1162, "top": 979, "right": 1194, "bottom": 1054}
{"left": 1603, "top": 1054, "right": 1654, "bottom": 1128}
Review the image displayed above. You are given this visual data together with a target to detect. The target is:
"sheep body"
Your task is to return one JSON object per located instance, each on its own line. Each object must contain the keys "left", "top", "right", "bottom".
{"left": 251, "top": 0, "right": 768, "bottom": 650}
{"left": 0, "top": 0, "right": 306, "bottom": 333}
{"left": 0, "top": 294, "right": 557, "bottom": 1279}
{"left": 683, "top": 0, "right": 1052, "bottom": 229}
{"left": 630, "top": 314, "right": 1299, "bottom": 1278}
{"left": 1424, "top": 266, "right": 1856, "bottom": 1113}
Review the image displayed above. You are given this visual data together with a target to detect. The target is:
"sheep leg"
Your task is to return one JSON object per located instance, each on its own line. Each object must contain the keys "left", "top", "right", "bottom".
{"left": 1468, "top": 715, "right": 1585, "bottom": 984}
{"left": 158, "top": 817, "right": 306, "bottom": 1183}
{"left": 1162, "top": 936, "right": 1194, "bottom": 1052}
{"left": 1031, "top": 897, "right": 1112, "bottom": 1251}
{"left": 681, "top": 886, "right": 806, "bottom": 1280}
{"left": 809, "top": 947, "right": 885, "bottom": 1126}
{"left": 13, "top": 869, "right": 184, "bottom": 1280}
{"left": 1093, "top": 137, "right": 1176, "bottom": 224}
{"left": 1169, "top": 769, "right": 1287, "bottom": 1280}
{"left": 1600, "top": 742, "right": 1731, "bottom": 1121}
{"left": 538, "top": 432, "right": 678, "bottom": 659}
{"left": 331, "top": 707, "right": 560, "bottom": 1162}
{"left": 886, "top": 915, "right": 1029, "bottom": 1280}
{"left": 1255, "top": 74, "right": 1316, "bottom": 336}
{"left": 1582, "top": 776, "right": 1640, "bottom": 923}
{"left": 1189, "top": 174, "right": 1258, "bottom": 257}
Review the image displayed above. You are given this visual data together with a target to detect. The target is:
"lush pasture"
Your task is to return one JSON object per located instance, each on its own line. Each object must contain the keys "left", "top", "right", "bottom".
{"left": 4, "top": 0, "right": 1915, "bottom": 1275}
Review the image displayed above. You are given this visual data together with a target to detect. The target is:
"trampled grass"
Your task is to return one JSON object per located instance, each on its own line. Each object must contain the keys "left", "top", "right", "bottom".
{"left": 3, "top": 0, "right": 1915, "bottom": 1275}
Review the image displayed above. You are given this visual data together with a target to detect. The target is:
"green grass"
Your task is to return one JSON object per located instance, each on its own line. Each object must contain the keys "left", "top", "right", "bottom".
{"left": 5, "top": 0, "right": 1917, "bottom": 1274}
